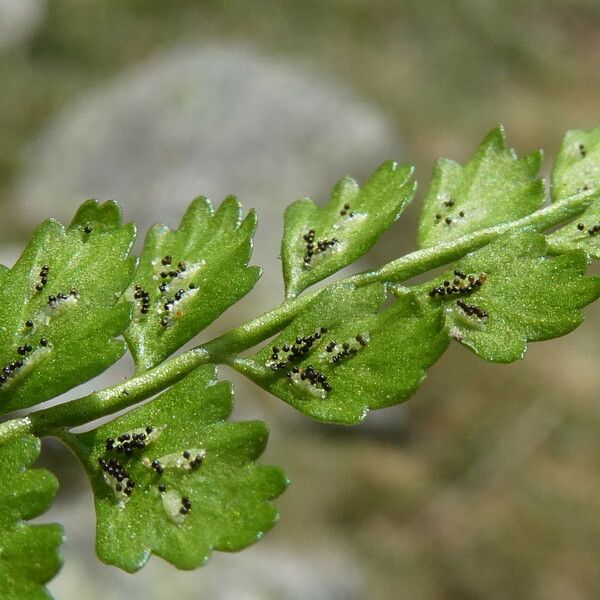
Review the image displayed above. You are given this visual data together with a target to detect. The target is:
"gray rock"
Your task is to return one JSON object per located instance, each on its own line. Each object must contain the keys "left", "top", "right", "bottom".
{"left": 0, "top": 0, "right": 45, "bottom": 51}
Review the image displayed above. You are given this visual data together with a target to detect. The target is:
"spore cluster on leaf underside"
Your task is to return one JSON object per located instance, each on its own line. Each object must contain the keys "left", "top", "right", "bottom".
{"left": 300, "top": 202, "right": 366, "bottom": 270}
{"left": 427, "top": 269, "right": 489, "bottom": 326}
{"left": 96, "top": 423, "right": 205, "bottom": 522}
{"left": 0, "top": 260, "right": 81, "bottom": 393}
{"left": 265, "top": 325, "right": 370, "bottom": 399}
{"left": 576, "top": 220, "right": 600, "bottom": 236}
{"left": 433, "top": 196, "right": 466, "bottom": 226}
{"left": 131, "top": 254, "right": 201, "bottom": 329}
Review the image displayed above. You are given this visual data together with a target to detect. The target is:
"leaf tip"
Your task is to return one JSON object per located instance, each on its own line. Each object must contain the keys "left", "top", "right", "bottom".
{"left": 484, "top": 124, "right": 507, "bottom": 150}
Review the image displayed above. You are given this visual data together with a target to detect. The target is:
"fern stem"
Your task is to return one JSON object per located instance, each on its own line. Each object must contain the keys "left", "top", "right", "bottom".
{"left": 206, "top": 190, "right": 596, "bottom": 354}
{"left": 353, "top": 190, "right": 596, "bottom": 286}
{"left": 12, "top": 189, "right": 593, "bottom": 440}
{"left": 27, "top": 348, "right": 210, "bottom": 435}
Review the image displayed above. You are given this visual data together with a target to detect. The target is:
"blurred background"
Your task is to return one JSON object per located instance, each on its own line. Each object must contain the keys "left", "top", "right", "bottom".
{"left": 1, "top": 1, "right": 600, "bottom": 599}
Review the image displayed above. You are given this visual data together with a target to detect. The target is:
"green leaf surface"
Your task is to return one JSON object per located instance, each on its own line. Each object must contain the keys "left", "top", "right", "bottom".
{"left": 68, "top": 365, "right": 286, "bottom": 573}
{"left": 237, "top": 283, "right": 449, "bottom": 424}
{"left": 0, "top": 435, "right": 63, "bottom": 600}
{"left": 0, "top": 200, "right": 135, "bottom": 414}
{"left": 123, "top": 197, "right": 261, "bottom": 371}
{"left": 551, "top": 126, "right": 600, "bottom": 202}
{"left": 418, "top": 127, "right": 544, "bottom": 248}
{"left": 547, "top": 127, "right": 600, "bottom": 257}
{"left": 546, "top": 193, "right": 600, "bottom": 258}
{"left": 417, "top": 232, "right": 600, "bottom": 362}
{"left": 281, "top": 161, "right": 415, "bottom": 298}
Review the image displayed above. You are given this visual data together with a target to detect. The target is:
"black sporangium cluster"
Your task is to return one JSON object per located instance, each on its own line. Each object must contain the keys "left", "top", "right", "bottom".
{"left": 269, "top": 327, "right": 369, "bottom": 396}
{"left": 134, "top": 285, "right": 150, "bottom": 314}
{"left": 99, "top": 425, "right": 160, "bottom": 503}
{"left": 179, "top": 496, "right": 192, "bottom": 515}
{"left": 182, "top": 449, "right": 203, "bottom": 468}
{"left": 302, "top": 230, "right": 339, "bottom": 268}
{"left": 0, "top": 338, "right": 49, "bottom": 390}
{"left": 163, "top": 288, "right": 189, "bottom": 312}
{"left": 148, "top": 450, "right": 204, "bottom": 475}
{"left": 105, "top": 426, "right": 154, "bottom": 456}
{"left": 150, "top": 459, "right": 164, "bottom": 475}
{"left": 17, "top": 344, "right": 33, "bottom": 356}
{"left": 0, "top": 359, "right": 23, "bottom": 389}
{"left": 35, "top": 264, "right": 49, "bottom": 291}
{"left": 98, "top": 457, "right": 135, "bottom": 497}
{"left": 577, "top": 221, "right": 600, "bottom": 236}
{"left": 47, "top": 289, "right": 78, "bottom": 308}
{"left": 287, "top": 365, "right": 332, "bottom": 393}
{"left": 159, "top": 255, "right": 187, "bottom": 280}
{"left": 269, "top": 326, "right": 328, "bottom": 371}
{"left": 3, "top": 263, "right": 79, "bottom": 393}
{"left": 428, "top": 270, "right": 487, "bottom": 298}
{"left": 156, "top": 255, "right": 198, "bottom": 328}
{"left": 160, "top": 287, "right": 192, "bottom": 327}
{"left": 339, "top": 203, "right": 354, "bottom": 217}
{"left": 456, "top": 299, "right": 488, "bottom": 320}
{"left": 99, "top": 426, "right": 205, "bottom": 508}
{"left": 434, "top": 197, "right": 466, "bottom": 225}
{"left": 326, "top": 333, "right": 369, "bottom": 363}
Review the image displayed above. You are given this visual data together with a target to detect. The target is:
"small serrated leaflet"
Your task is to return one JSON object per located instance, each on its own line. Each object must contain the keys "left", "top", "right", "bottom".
{"left": 547, "top": 127, "right": 600, "bottom": 257}
{"left": 418, "top": 126, "right": 544, "bottom": 248}
{"left": 551, "top": 126, "right": 600, "bottom": 202}
{"left": 282, "top": 161, "right": 415, "bottom": 298}
{"left": 418, "top": 232, "right": 600, "bottom": 362}
{"left": 547, "top": 192, "right": 600, "bottom": 258}
{"left": 237, "top": 283, "right": 448, "bottom": 424}
{"left": 66, "top": 365, "right": 286, "bottom": 573}
{"left": 0, "top": 200, "right": 135, "bottom": 414}
{"left": 123, "top": 196, "right": 261, "bottom": 371}
{"left": 0, "top": 435, "right": 63, "bottom": 600}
